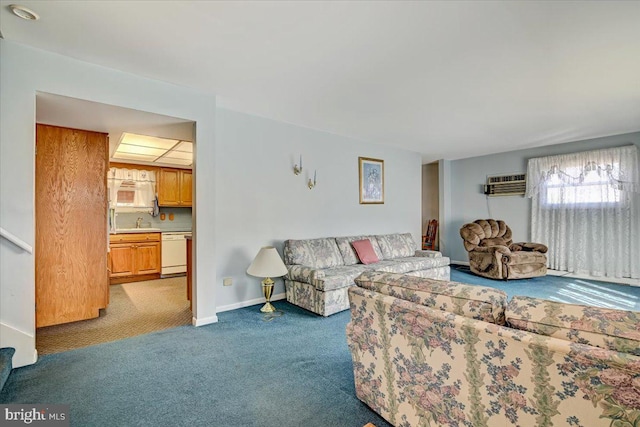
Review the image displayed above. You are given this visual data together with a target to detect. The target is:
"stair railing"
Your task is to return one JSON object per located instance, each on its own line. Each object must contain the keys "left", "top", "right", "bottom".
{"left": 0, "top": 227, "right": 32, "bottom": 254}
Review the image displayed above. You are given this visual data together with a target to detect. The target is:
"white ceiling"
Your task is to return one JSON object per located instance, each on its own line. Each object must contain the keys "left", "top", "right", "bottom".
{"left": 3, "top": 1, "right": 640, "bottom": 163}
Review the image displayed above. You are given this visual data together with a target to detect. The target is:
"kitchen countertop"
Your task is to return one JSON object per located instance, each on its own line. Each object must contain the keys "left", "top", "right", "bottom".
{"left": 109, "top": 228, "right": 192, "bottom": 234}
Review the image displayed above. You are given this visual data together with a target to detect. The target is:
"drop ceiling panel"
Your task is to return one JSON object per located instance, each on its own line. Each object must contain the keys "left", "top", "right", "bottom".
{"left": 159, "top": 158, "right": 193, "bottom": 166}
{"left": 115, "top": 144, "right": 167, "bottom": 157}
{"left": 161, "top": 151, "right": 192, "bottom": 161}
{"left": 113, "top": 132, "right": 192, "bottom": 166}
{"left": 120, "top": 133, "right": 179, "bottom": 150}
{"left": 112, "top": 152, "right": 159, "bottom": 162}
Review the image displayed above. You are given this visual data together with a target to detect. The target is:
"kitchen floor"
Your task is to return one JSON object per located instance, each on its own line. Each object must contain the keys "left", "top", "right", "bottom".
{"left": 36, "top": 277, "right": 191, "bottom": 355}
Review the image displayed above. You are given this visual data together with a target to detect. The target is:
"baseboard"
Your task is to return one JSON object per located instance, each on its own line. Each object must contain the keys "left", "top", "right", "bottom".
{"left": 192, "top": 314, "right": 219, "bottom": 327}
{"left": 0, "top": 322, "right": 37, "bottom": 368}
{"left": 215, "top": 292, "right": 286, "bottom": 314}
{"left": 450, "top": 260, "right": 469, "bottom": 266}
{"left": 188, "top": 292, "right": 288, "bottom": 325}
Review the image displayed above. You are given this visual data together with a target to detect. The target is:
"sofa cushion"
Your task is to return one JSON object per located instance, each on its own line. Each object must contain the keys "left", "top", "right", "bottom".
{"left": 373, "top": 256, "right": 450, "bottom": 274}
{"left": 351, "top": 239, "right": 379, "bottom": 265}
{"left": 335, "top": 235, "right": 384, "bottom": 265}
{"left": 375, "top": 233, "right": 416, "bottom": 259}
{"left": 311, "top": 265, "right": 368, "bottom": 291}
{"left": 354, "top": 271, "right": 507, "bottom": 324}
{"left": 404, "top": 266, "right": 451, "bottom": 281}
{"left": 284, "top": 238, "right": 344, "bottom": 269}
{"left": 506, "top": 296, "right": 640, "bottom": 356}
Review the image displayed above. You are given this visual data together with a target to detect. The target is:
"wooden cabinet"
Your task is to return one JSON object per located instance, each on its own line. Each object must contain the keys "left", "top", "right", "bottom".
{"left": 180, "top": 169, "right": 192, "bottom": 205}
{"left": 109, "top": 232, "right": 161, "bottom": 283}
{"left": 109, "top": 244, "right": 136, "bottom": 276}
{"left": 158, "top": 168, "right": 192, "bottom": 206}
{"left": 36, "top": 124, "right": 109, "bottom": 327}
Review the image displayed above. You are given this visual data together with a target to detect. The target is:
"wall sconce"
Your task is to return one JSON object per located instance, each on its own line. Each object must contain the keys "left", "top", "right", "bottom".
{"left": 308, "top": 170, "right": 317, "bottom": 189}
{"left": 293, "top": 155, "right": 302, "bottom": 175}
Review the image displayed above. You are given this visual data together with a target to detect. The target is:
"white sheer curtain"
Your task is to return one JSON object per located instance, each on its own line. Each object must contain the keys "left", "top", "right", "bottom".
{"left": 107, "top": 168, "right": 156, "bottom": 208}
{"left": 526, "top": 145, "right": 640, "bottom": 279}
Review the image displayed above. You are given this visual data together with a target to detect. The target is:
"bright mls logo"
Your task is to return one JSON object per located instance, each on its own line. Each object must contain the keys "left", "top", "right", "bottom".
{"left": 1, "top": 405, "right": 69, "bottom": 426}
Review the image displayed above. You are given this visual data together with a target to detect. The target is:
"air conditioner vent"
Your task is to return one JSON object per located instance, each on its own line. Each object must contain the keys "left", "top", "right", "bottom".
{"left": 483, "top": 173, "right": 526, "bottom": 196}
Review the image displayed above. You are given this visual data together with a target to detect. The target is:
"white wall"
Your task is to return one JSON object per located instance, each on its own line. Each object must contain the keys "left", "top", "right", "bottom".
{"left": 444, "top": 132, "right": 640, "bottom": 263}
{"left": 214, "top": 108, "right": 422, "bottom": 309}
{"left": 1, "top": 40, "right": 423, "bottom": 365}
{"left": 0, "top": 40, "right": 217, "bottom": 366}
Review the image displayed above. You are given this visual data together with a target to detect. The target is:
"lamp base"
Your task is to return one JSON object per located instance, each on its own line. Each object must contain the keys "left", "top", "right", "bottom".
{"left": 261, "top": 277, "right": 275, "bottom": 313}
{"left": 260, "top": 302, "right": 276, "bottom": 313}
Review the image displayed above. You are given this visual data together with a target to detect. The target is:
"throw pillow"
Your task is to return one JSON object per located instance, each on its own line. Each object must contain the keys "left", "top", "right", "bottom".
{"left": 351, "top": 239, "right": 379, "bottom": 265}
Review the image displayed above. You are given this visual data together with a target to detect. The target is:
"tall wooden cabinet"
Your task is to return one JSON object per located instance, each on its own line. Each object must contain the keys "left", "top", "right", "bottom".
{"left": 36, "top": 124, "right": 109, "bottom": 327}
{"left": 158, "top": 168, "right": 192, "bottom": 206}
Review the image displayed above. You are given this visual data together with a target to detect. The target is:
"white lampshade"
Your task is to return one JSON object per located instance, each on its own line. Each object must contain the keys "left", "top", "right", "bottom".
{"left": 247, "top": 246, "right": 288, "bottom": 278}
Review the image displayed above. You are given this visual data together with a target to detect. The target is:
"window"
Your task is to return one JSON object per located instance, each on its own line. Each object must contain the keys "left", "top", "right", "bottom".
{"left": 526, "top": 145, "right": 639, "bottom": 279}
{"left": 543, "top": 164, "right": 622, "bottom": 206}
{"left": 107, "top": 168, "right": 157, "bottom": 209}
{"left": 115, "top": 181, "right": 137, "bottom": 206}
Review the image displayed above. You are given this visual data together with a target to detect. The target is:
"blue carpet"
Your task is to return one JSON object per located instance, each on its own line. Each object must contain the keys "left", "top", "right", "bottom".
{"left": 2, "top": 272, "right": 638, "bottom": 427}
{"left": 451, "top": 265, "right": 640, "bottom": 311}
{"left": 0, "top": 303, "right": 392, "bottom": 427}
{"left": 0, "top": 347, "right": 15, "bottom": 393}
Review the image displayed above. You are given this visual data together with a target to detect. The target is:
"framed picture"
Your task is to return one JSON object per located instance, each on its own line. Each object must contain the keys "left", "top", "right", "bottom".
{"left": 359, "top": 157, "right": 384, "bottom": 204}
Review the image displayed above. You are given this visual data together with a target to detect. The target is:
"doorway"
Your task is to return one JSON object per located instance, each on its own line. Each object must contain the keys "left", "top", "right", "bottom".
{"left": 35, "top": 93, "right": 196, "bottom": 355}
{"left": 422, "top": 162, "right": 440, "bottom": 250}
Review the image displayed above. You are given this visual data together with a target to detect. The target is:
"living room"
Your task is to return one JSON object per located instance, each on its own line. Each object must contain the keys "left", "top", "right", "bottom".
{"left": 1, "top": 2, "right": 639, "bottom": 426}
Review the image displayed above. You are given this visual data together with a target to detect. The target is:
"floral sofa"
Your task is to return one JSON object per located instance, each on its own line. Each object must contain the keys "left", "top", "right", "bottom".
{"left": 283, "top": 233, "right": 450, "bottom": 316}
{"left": 347, "top": 271, "right": 640, "bottom": 427}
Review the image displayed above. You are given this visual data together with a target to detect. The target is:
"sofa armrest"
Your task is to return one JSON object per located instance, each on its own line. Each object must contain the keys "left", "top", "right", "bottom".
{"left": 414, "top": 249, "right": 442, "bottom": 258}
{"left": 287, "top": 265, "right": 324, "bottom": 283}
{"left": 509, "top": 242, "right": 548, "bottom": 253}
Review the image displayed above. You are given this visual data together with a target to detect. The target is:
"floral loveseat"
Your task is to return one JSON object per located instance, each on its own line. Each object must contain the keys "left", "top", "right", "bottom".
{"left": 347, "top": 271, "right": 640, "bottom": 427}
{"left": 283, "top": 233, "right": 450, "bottom": 316}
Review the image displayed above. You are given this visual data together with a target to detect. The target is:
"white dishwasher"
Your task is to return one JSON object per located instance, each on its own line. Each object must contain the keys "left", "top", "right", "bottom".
{"left": 161, "top": 232, "right": 192, "bottom": 275}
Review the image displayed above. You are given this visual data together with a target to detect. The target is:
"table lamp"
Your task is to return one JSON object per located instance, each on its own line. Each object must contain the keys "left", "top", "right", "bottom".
{"left": 247, "top": 246, "right": 288, "bottom": 313}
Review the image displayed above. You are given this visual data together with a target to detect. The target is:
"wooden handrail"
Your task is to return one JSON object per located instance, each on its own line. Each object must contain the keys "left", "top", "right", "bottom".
{"left": 0, "top": 227, "right": 32, "bottom": 254}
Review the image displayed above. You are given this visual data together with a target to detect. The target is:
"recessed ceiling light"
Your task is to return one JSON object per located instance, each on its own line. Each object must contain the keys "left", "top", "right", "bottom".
{"left": 9, "top": 4, "right": 39, "bottom": 21}
{"left": 113, "top": 133, "right": 193, "bottom": 166}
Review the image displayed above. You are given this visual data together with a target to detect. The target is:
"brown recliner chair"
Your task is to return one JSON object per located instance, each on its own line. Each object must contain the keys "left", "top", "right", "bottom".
{"left": 459, "top": 219, "right": 548, "bottom": 280}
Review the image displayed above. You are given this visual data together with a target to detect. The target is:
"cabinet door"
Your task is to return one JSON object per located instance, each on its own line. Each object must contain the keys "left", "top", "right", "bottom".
{"left": 109, "top": 244, "right": 136, "bottom": 277}
{"left": 179, "top": 170, "right": 192, "bottom": 206}
{"left": 36, "top": 124, "right": 109, "bottom": 327}
{"left": 159, "top": 168, "right": 180, "bottom": 206}
{"left": 135, "top": 242, "right": 161, "bottom": 275}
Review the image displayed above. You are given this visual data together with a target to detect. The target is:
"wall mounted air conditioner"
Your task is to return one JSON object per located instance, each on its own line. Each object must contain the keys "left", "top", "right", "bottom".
{"left": 483, "top": 173, "right": 526, "bottom": 196}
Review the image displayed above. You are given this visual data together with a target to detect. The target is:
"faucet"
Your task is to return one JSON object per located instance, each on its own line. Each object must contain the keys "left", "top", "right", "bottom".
{"left": 136, "top": 217, "right": 143, "bottom": 229}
